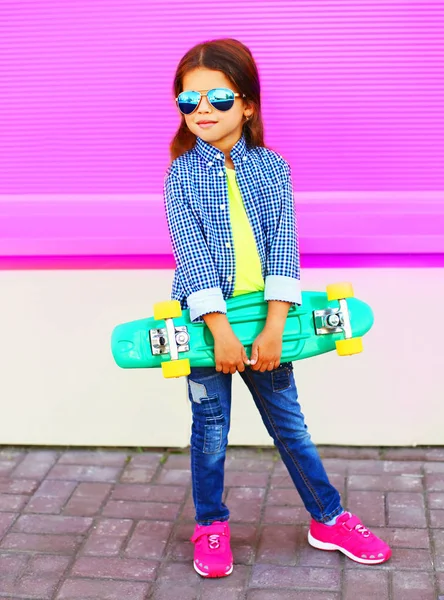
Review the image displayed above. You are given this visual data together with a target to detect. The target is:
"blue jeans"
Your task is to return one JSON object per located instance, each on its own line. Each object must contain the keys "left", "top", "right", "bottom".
{"left": 187, "top": 363, "right": 343, "bottom": 525}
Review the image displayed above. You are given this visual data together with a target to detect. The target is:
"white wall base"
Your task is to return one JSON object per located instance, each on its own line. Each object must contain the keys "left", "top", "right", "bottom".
{"left": 0, "top": 268, "right": 442, "bottom": 447}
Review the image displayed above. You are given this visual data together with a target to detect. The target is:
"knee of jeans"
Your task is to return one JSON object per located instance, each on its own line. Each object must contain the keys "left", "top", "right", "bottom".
{"left": 189, "top": 379, "right": 227, "bottom": 455}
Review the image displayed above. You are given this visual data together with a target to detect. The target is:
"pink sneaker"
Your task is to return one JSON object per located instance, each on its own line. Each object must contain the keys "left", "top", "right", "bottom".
{"left": 308, "top": 512, "right": 392, "bottom": 565}
{"left": 190, "top": 521, "right": 233, "bottom": 578}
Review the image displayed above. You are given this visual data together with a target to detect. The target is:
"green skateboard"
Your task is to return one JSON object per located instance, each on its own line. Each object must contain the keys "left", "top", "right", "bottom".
{"left": 111, "top": 283, "right": 374, "bottom": 378}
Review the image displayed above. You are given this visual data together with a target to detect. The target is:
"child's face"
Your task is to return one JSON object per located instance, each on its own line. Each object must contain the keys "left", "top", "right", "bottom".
{"left": 180, "top": 67, "right": 252, "bottom": 153}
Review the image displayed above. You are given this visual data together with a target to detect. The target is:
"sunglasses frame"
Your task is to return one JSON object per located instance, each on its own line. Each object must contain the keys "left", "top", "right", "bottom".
{"left": 176, "top": 87, "right": 246, "bottom": 116}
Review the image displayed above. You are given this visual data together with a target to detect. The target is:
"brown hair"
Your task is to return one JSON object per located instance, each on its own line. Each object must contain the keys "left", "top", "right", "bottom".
{"left": 170, "top": 38, "right": 265, "bottom": 161}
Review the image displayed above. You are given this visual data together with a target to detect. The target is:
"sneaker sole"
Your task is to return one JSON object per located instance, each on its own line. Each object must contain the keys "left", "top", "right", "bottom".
{"left": 308, "top": 531, "right": 389, "bottom": 565}
{"left": 193, "top": 561, "right": 233, "bottom": 578}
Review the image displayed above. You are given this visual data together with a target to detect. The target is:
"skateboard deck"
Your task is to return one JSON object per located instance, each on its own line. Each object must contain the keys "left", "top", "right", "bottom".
{"left": 111, "top": 283, "right": 374, "bottom": 378}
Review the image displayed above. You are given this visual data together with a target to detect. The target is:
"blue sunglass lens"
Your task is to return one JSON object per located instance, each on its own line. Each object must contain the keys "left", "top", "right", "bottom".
{"left": 177, "top": 91, "right": 201, "bottom": 114}
{"left": 208, "top": 88, "right": 235, "bottom": 111}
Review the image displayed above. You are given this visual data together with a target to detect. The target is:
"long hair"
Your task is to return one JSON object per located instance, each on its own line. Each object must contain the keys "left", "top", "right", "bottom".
{"left": 170, "top": 39, "right": 265, "bottom": 162}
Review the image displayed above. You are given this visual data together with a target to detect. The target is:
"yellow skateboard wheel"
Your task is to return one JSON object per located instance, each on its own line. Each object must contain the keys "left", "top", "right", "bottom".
{"left": 161, "top": 358, "right": 191, "bottom": 378}
{"left": 326, "top": 282, "right": 355, "bottom": 301}
{"left": 154, "top": 300, "right": 182, "bottom": 321}
{"left": 335, "top": 337, "right": 363, "bottom": 356}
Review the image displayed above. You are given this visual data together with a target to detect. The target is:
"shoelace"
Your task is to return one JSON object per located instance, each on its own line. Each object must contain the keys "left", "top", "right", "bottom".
{"left": 208, "top": 534, "right": 221, "bottom": 549}
{"left": 354, "top": 524, "right": 371, "bottom": 538}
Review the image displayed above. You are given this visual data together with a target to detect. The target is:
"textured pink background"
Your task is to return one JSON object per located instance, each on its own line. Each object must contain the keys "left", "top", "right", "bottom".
{"left": 1, "top": 1, "right": 443, "bottom": 266}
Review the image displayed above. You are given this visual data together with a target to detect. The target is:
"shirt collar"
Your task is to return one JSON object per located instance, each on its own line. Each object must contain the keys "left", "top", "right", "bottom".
{"left": 194, "top": 135, "right": 248, "bottom": 166}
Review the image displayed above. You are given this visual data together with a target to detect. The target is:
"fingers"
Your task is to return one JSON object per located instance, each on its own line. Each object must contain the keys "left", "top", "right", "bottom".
{"left": 250, "top": 345, "right": 259, "bottom": 367}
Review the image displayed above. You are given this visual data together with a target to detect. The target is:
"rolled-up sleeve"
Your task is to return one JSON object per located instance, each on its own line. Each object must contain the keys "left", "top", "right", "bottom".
{"left": 264, "top": 162, "right": 302, "bottom": 305}
{"left": 164, "top": 172, "right": 227, "bottom": 321}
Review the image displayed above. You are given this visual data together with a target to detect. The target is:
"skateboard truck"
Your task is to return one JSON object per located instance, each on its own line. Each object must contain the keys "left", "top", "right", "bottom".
{"left": 313, "top": 283, "right": 364, "bottom": 356}
{"left": 313, "top": 299, "right": 352, "bottom": 338}
{"left": 150, "top": 325, "right": 190, "bottom": 357}
{"left": 151, "top": 300, "right": 192, "bottom": 377}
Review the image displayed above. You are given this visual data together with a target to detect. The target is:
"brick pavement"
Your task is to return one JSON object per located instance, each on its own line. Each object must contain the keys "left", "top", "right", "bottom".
{"left": 0, "top": 446, "right": 443, "bottom": 599}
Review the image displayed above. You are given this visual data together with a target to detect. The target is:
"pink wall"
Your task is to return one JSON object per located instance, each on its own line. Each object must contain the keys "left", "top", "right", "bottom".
{"left": 1, "top": 1, "right": 443, "bottom": 266}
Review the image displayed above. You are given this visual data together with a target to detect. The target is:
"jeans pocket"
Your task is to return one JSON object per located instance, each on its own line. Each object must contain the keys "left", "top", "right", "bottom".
{"left": 203, "top": 424, "right": 223, "bottom": 454}
{"left": 272, "top": 363, "right": 293, "bottom": 392}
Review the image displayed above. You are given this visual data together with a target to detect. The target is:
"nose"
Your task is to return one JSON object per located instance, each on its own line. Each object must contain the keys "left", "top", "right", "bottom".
{"left": 197, "top": 95, "right": 212, "bottom": 113}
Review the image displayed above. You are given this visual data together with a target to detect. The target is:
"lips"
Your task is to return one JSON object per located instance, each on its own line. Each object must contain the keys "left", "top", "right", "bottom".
{"left": 197, "top": 121, "right": 217, "bottom": 125}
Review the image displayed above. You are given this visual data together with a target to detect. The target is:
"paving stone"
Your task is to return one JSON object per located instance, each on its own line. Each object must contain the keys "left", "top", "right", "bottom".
{"left": 58, "top": 450, "right": 128, "bottom": 467}
{"left": 424, "top": 462, "right": 444, "bottom": 474}
{"left": 251, "top": 564, "right": 341, "bottom": 590}
{"left": 346, "top": 547, "right": 433, "bottom": 571}
{"left": 230, "top": 523, "right": 258, "bottom": 565}
{"left": 425, "top": 474, "right": 444, "bottom": 491}
{"left": 11, "top": 451, "right": 58, "bottom": 479}
{"left": 263, "top": 504, "right": 309, "bottom": 524}
{"left": 0, "top": 551, "right": 28, "bottom": 578}
{"left": 346, "top": 490, "right": 386, "bottom": 526}
{"left": 162, "top": 453, "right": 191, "bottom": 470}
{"left": 0, "top": 512, "right": 17, "bottom": 539}
{"left": 343, "top": 569, "right": 389, "bottom": 599}
{"left": 392, "top": 571, "right": 436, "bottom": 600}
{"left": 25, "top": 480, "right": 77, "bottom": 514}
{"left": 111, "top": 483, "right": 187, "bottom": 503}
{"left": 225, "top": 488, "right": 265, "bottom": 523}
{"left": 383, "top": 448, "right": 428, "bottom": 461}
{"left": 13, "top": 514, "right": 92, "bottom": 535}
{"left": 150, "top": 582, "right": 199, "bottom": 600}
{"left": 125, "top": 520, "right": 174, "bottom": 559}
{"left": 0, "top": 494, "right": 28, "bottom": 512}
{"left": 224, "top": 470, "right": 270, "bottom": 487}
{"left": 225, "top": 456, "right": 274, "bottom": 471}
{"left": 120, "top": 465, "right": 157, "bottom": 484}
{"left": 348, "top": 474, "right": 423, "bottom": 492}
{"left": 267, "top": 486, "right": 305, "bottom": 507}
{"left": 247, "top": 592, "right": 340, "bottom": 600}
{"left": 0, "top": 478, "right": 39, "bottom": 495}
{"left": 71, "top": 556, "right": 159, "bottom": 580}
{"left": 63, "top": 482, "right": 112, "bottom": 516}
{"left": 56, "top": 578, "right": 151, "bottom": 600}
{"left": 102, "top": 499, "right": 180, "bottom": 520}
{"left": 319, "top": 447, "right": 381, "bottom": 460}
{"left": 256, "top": 524, "right": 303, "bottom": 565}
{"left": 387, "top": 492, "right": 427, "bottom": 528}
{"left": 47, "top": 464, "right": 121, "bottom": 483}
{"left": 427, "top": 492, "right": 444, "bottom": 509}
{"left": 369, "top": 527, "right": 430, "bottom": 549}
{"left": 1, "top": 532, "right": 83, "bottom": 554}
{"left": 80, "top": 518, "right": 133, "bottom": 556}
{"left": 156, "top": 469, "right": 191, "bottom": 485}
{"left": 433, "top": 529, "right": 444, "bottom": 570}
{"left": 200, "top": 564, "right": 251, "bottom": 599}
{"left": 429, "top": 509, "right": 444, "bottom": 528}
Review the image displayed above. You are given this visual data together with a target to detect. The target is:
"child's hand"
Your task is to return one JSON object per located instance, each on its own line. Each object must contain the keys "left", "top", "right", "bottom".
{"left": 250, "top": 328, "right": 283, "bottom": 372}
{"left": 214, "top": 331, "right": 250, "bottom": 374}
{"left": 203, "top": 313, "right": 250, "bottom": 375}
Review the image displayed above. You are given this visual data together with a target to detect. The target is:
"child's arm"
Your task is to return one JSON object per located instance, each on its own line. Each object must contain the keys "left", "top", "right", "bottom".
{"left": 164, "top": 171, "right": 226, "bottom": 322}
{"left": 165, "top": 170, "right": 249, "bottom": 372}
{"left": 264, "top": 162, "right": 302, "bottom": 307}
{"left": 203, "top": 313, "right": 250, "bottom": 374}
{"left": 250, "top": 300, "right": 291, "bottom": 371}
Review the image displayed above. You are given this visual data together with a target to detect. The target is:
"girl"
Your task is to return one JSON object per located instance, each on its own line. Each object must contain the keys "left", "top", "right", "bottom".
{"left": 164, "top": 38, "right": 391, "bottom": 578}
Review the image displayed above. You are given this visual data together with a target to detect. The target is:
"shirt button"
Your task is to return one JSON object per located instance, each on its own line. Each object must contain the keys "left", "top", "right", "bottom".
{"left": 215, "top": 153, "right": 222, "bottom": 160}
{"left": 243, "top": 156, "right": 247, "bottom": 161}
{"left": 207, "top": 161, "right": 213, "bottom": 167}
{"left": 225, "top": 242, "right": 231, "bottom": 248}
{"left": 227, "top": 275, "right": 233, "bottom": 283}
{"left": 218, "top": 170, "right": 224, "bottom": 176}
{"left": 220, "top": 204, "right": 226, "bottom": 210}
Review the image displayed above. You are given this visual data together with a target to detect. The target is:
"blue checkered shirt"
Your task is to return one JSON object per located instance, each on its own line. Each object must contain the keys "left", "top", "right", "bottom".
{"left": 164, "top": 135, "right": 301, "bottom": 322}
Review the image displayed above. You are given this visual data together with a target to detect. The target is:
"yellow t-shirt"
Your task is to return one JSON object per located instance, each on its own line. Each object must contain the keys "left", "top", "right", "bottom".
{"left": 226, "top": 167, "right": 265, "bottom": 297}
